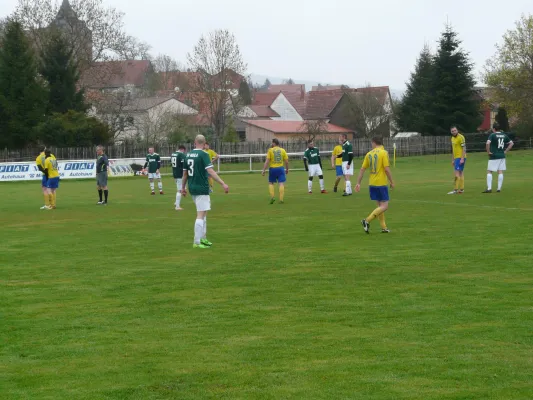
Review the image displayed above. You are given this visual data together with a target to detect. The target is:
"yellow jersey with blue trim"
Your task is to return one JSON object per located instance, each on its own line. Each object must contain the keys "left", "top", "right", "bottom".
{"left": 267, "top": 146, "right": 288, "bottom": 168}
{"left": 451, "top": 133, "right": 467, "bottom": 159}
{"left": 362, "top": 147, "right": 390, "bottom": 187}
{"left": 44, "top": 155, "right": 60, "bottom": 179}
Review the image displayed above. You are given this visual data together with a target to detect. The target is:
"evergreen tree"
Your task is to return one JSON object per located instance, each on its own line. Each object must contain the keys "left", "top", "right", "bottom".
{"left": 238, "top": 79, "right": 252, "bottom": 105}
{"left": 396, "top": 45, "right": 435, "bottom": 134}
{"left": 495, "top": 107, "right": 510, "bottom": 132}
{"left": 0, "top": 19, "right": 47, "bottom": 148}
{"left": 40, "top": 30, "right": 86, "bottom": 114}
{"left": 430, "top": 25, "right": 481, "bottom": 134}
{"left": 260, "top": 78, "right": 271, "bottom": 91}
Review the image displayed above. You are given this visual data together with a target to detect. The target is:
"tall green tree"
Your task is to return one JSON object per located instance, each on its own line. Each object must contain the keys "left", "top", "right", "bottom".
{"left": 40, "top": 30, "right": 86, "bottom": 114}
{"left": 484, "top": 14, "right": 533, "bottom": 135}
{"left": 430, "top": 25, "right": 481, "bottom": 134}
{"left": 0, "top": 19, "right": 47, "bottom": 148}
{"left": 260, "top": 78, "right": 271, "bottom": 91}
{"left": 396, "top": 45, "right": 435, "bottom": 134}
{"left": 495, "top": 107, "right": 510, "bottom": 131}
{"left": 238, "top": 79, "right": 252, "bottom": 105}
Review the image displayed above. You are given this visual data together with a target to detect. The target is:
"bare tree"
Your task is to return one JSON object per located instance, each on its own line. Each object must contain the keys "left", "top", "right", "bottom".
{"left": 13, "top": 0, "right": 146, "bottom": 65}
{"left": 299, "top": 119, "right": 329, "bottom": 142}
{"left": 89, "top": 91, "right": 136, "bottom": 143}
{"left": 187, "top": 29, "right": 247, "bottom": 139}
{"left": 341, "top": 89, "right": 392, "bottom": 137}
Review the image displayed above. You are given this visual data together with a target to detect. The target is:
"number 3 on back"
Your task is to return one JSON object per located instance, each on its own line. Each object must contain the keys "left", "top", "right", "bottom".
{"left": 188, "top": 159, "right": 194, "bottom": 176}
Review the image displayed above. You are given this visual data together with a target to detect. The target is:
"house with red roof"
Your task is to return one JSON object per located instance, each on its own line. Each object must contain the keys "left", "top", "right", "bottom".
{"left": 244, "top": 119, "right": 354, "bottom": 142}
{"left": 252, "top": 91, "right": 303, "bottom": 121}
{"left": 80, "top": 60, "right": 153, "bottom": 95}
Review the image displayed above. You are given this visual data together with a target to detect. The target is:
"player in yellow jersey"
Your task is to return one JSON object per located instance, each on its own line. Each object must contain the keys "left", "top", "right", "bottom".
{"left": 449, "top": 125, "right": 466, "bottom": 194}
{"left": 331, "top": 144, "right": 344, "bottom": 193}
{"left": 204, "top": 142, "right": 219, "bottom": 193}
{"left": 355, "top": 137, "right": 395, "bottom": 234}
{"left": 261, "top": 138, "right": 289, "bottom": 204}
{"left": 35, "top": 146, "right": 49, "bottom": 209}
{"left": 43, "top": 150, "right": 60, "bottom": 209}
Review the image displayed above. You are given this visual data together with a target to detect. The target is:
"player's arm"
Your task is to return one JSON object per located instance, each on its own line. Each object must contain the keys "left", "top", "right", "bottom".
{"left": 303, "top": 151, "right": 308, "bottom": 171}
{"left": 505, "top": 139, "right": 514, "bottom": 153}
{"left": 156, "top": 155, "right": 161, "bottom": 173}
{"left": 207, "top": 167, "right": 229, "bottom": 193}
{"left": 486, "top": 140, "right": 491, "bottom": 155}
{"left": 384, "top": 166, "right": 395, "bottom": 189}
{"left": 212, "top": 151, "right": 219, "bottom": 162}
{"left": 261, "top": 153, "right": 270, "bottom": 176}
{"left": 43, "top": 160, "right": 50, "bottom": 178}
{"left": 331, "top": 151, "right": 336, "bottom": 168}
{"left": 354, "top": 166, "right": 366, "bottom": 192}
{"left": 347, "top": 152, "right": 353, "bottom": 168}
{"left": 284, "top": 151, "right": 289, "bottom": 174}
{"left": 317, "top": 150, "right": 323, "bottom": 169}
{"left": 181, "top": 170, "right": 188, "bottom": 195}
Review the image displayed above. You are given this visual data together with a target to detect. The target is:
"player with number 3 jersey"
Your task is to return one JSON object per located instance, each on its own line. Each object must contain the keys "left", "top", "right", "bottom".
{"left": 182, "top": 135, "right": 229, "bottom": 249}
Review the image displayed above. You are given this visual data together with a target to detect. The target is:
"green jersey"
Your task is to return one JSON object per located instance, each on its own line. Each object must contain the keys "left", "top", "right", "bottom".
{"left": 145, "top": 153, "right": 161, "bottom": 173}
{"left": 171, "top": 151, "right": 185, "bottom": 179}
{"left": 342, "top": 140, "right": 353, "bottom": 162}
{"left": 488, "top": 132, "right": 511, "bottom": 160}
{"left": 184, "top": 149, "right": 213, "bottom": 195}
{"left": 304, "top": 147, "right": 321, "bottom": 165}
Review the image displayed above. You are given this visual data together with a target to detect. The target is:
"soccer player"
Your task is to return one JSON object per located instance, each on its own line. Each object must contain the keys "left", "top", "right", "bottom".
{"left": 36, "top": 145, "right": 49, "bottom": 209}
{"left": 448, "top": 126, "right": 467, "bottom": 194}
{"left": 331, "top": 142, "right": 344, "bottom": 193}
{"left": 303, "top": 140, "right": 326, "bottom": 194}
{"left": 338, "top": 133, "right": 354, "bottom": 196}
{"left": 261, "top": 138, "right": 289, "bottom": 204}
{"left": 144, "top": 147, "right": 163, "bottom": 195}
{"left": 181, "top": 135, "right": 229, "bottom": 249}
{"left": 96, "top": 145, "right": 109, "bottom": 205}
{"left": 355, "top": 137, "right": 395, "bottom": 234}
{"left": 204, "top": 142, "right": 219, "bottom": 193}
{"left": 483, "top": 122, "right": 514, "bottom": 193}
{"left": 171, "top": 145, "right": 186, "bottom": 210}
{"left": 44, "top": 150, "right": 60, "bottom": 209}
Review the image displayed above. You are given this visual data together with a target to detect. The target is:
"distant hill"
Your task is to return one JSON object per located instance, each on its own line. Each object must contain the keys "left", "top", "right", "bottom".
{"left": 250, "top": 73, "right": 404, "bottom": 98}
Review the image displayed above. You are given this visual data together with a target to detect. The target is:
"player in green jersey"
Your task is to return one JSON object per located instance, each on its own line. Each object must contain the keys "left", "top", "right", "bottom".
{"left": 171, "top": 145, "right": 186, "bottom": 210}
{"left": 483, "top": 123, "right": 514, "bottom": 193}
{"left": 337, "top": 133, "right": 354, "bottom": 196}
{"left": 303, "top": 140, "right": 327, "bottom": 194}
{"left": 144, "top": 147, "right": 164, "bottom": 195}
{"left": 181, "top": 135, "right": 229, "bottom": 249}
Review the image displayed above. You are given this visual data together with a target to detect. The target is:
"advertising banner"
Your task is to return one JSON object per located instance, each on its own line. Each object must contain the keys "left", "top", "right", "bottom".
{"left": 0, "top": 161, "right": 96, "bottom": 182}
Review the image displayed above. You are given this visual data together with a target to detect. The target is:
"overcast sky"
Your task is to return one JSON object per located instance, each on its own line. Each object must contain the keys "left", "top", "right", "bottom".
{"left": 1, "top": 0, "right": 532, "bottom": 90}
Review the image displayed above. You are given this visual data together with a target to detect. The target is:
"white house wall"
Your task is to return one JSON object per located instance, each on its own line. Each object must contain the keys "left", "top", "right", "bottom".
{"left": 270, "top": 93, "right": 303, "bottom": 121}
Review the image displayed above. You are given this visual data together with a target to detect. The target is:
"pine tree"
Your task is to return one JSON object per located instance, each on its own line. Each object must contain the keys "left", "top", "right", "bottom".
{"left": 495, "top": 107, "right": 510, "bottom": 131}
{"left": 430, "top": 25, "right": 481, "bottom": 135}
{"left": 0, "top": 20, "right": 47, "bottom": 148}
{"left": 40, "top": 30, "right": 86, "bottom": 114}
{"left": 396, "top": 45, "right": 435, "bottom": 134}
{"left": 238, "top": 79, "right": 252, "bottom": 105}
{"left": 260, "top": 78, "right": 271, "bottom": 91}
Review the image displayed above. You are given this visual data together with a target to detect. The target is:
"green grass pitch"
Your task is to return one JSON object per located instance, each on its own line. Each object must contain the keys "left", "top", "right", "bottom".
{"left": 1, "top": 151, "right": 533, "bottom": 399}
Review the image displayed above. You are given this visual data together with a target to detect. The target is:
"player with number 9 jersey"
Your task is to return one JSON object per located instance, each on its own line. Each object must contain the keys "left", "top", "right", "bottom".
{"left": 171, "top": 145, "right": 186, "bottom": 210}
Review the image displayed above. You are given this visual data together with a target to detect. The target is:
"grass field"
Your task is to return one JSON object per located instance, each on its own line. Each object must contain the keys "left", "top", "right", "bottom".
{"left": 1, "top": 151, "right": 533, "bottom": 400}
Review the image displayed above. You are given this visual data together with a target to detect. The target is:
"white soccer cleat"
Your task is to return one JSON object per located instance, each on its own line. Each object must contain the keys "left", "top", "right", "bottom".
{"left": 40, "top": 205, "right": 48, "bottom": 210}
{"left": 447, "top": 190, "right": 457, "bottom": 195}
{"left": 175, "top": 207, "right": 183, "bottom": 211}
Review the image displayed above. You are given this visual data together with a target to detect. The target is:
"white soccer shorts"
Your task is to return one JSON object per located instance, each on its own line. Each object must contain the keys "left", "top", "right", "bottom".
{"left": 175, "top": 178, "right": 183, "bottom": 190}
{"left": 488, "top": 159, "right": 507, "bottom": 172}
{"left": 342, "top": 161, "right": 354, "bottom": 176}
{"left": 148, "top": 172, "right": 161, "bottom": 179}
{"left": 308, "top": 164, "right": 323, "bottom": 177}
{"left": 192, "top": 195, "right": 211, "bottom": 212}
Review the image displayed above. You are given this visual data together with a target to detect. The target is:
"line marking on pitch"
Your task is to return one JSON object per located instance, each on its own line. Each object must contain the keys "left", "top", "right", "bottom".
{"left": 396, "top": 199, "right": 533, "bottom": 212}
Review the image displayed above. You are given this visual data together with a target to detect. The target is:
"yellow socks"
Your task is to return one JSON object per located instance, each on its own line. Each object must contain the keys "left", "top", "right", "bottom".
{"left": 459, "top": 177, "right": 464, "bottom": 190}
{"left": 279, "top": 185, "right": 285, "bottom": 201}
{"left": 52, "top": 192, "right": 56, "bottom": 207}
{"left": 366, "top": 207, "right": 384, "bottom": 223}
{"left": 454, "top": 177, "right": 459, "bottom": 190}
{"left": 269, "top": 184, "right": 275, "bottom": 198}
{"left": 48, "top": 193, "right": 53, "bottom": 207}
{"left": 378, "top": 213, "right": 387, "bottom": 229}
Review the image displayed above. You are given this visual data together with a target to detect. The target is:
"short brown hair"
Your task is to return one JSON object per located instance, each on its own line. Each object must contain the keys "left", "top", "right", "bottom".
{"left": 372, "top": 136, "right": 383, "bottom": 146}
{"left": 272, "top": 138, "right": 280, "bottom": 146}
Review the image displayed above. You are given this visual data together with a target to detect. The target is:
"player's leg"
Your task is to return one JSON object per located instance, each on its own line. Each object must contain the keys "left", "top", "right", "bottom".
{"left": 362, "top": 187, "right": 389, "bottom": 233}
{"left": 497, "top": 170, "right": 504, "bottom": 192}
{"left": 317, "top": 165, "right": 326, "bottom": 192}
{"left": 194, "top": 210, "right": 208, "bottom": 248}
{"left": 175, "top": 179, "right": 183, "bottom": 210}
{"left": 278, "top": 169, "right": 286, "bottom": 203}
{"left": 308, "top": 176, "right": 313, "bottom": 193}
{"left": 458, "top": 170, "right": 465, "bottom": 193}
{"left": 97, "top": 184, "right": 103, "bottom": 204}
{"left": 149, "top": 175, "right": 155, "bottom": 194}
{"left": 157, "top": 174, "right": 163, "bottom": 194}
{"left": 268, "top": 168, "right": 276, "bottom": 203}
{"left": 50, "top": 188, "right": 57, "bottom": 208}
{"left": 103, "top": 184, "right": 109, "bottom": 204}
